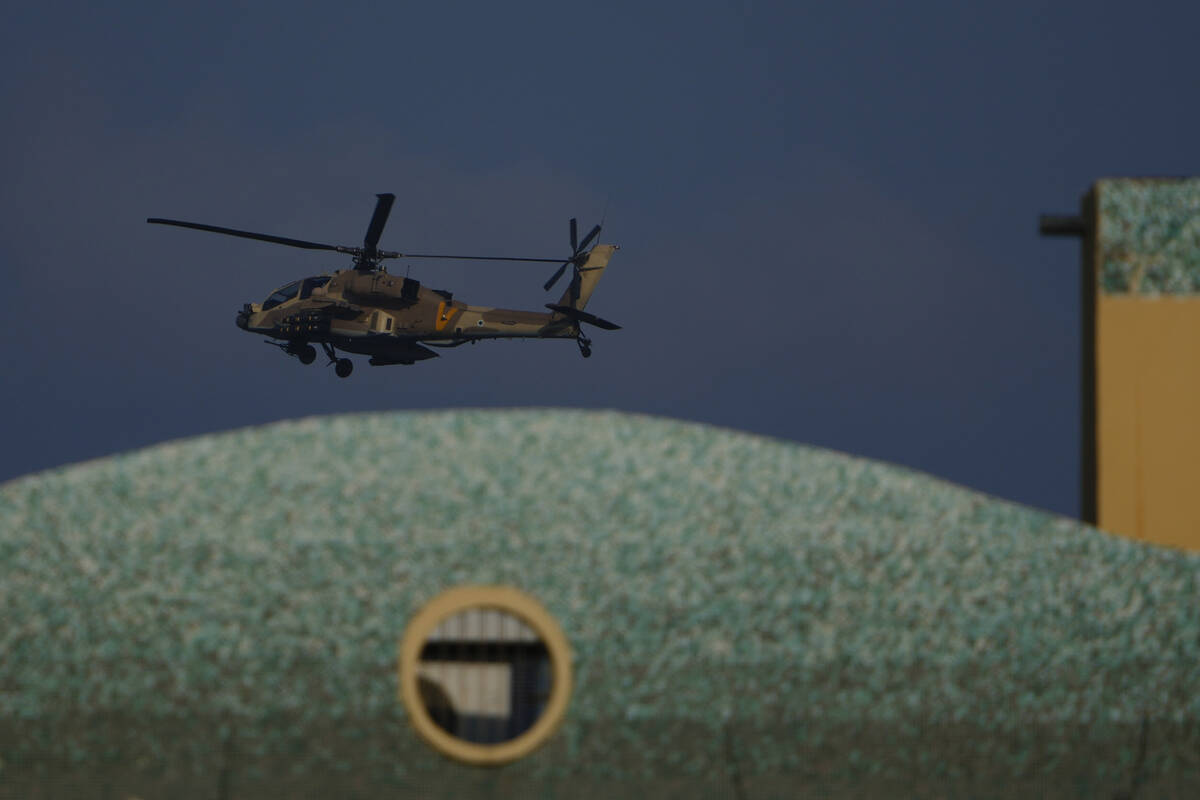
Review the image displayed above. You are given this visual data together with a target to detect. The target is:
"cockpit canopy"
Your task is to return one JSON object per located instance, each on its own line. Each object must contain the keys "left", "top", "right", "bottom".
{"left": 262, "top": 276, "right": 330, "bottom": 310}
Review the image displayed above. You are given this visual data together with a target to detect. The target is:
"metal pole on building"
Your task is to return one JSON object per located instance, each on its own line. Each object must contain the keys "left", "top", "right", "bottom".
{"left": 1038, "top": 197, "right": 1096, "bottom": 524}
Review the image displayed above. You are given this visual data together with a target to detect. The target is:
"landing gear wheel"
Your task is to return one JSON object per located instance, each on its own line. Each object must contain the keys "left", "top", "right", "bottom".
{"left": 334, "top": 358, "right": 353, "bottom": 378}
{"left": 297, "top": 344, "right": 316, "bottom": 365}
{"left": 577, "top": 333, "right": 593, "bottom": 359}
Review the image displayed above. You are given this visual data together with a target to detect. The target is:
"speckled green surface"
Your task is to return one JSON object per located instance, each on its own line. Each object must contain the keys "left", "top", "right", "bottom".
{"left": 1098, "top": 177, "right": 1200, "bottom": 294}
{"left": 1, "top": 410, "right": 1198, "bottom": 798}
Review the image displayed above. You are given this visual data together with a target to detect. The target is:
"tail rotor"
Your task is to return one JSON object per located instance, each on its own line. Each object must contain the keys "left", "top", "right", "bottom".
{"left": 543, "top": 217, "right": 601, "bottom": 292}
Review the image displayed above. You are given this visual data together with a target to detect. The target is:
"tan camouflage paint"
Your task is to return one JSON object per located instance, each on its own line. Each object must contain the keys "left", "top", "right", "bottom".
{"left": 240, "top": 244, "right": 617, "bottom": 355}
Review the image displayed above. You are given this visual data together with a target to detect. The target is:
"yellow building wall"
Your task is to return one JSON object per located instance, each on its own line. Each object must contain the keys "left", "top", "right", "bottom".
{"left": 1097, "top": 295, "right": 1200, "bottom": 549}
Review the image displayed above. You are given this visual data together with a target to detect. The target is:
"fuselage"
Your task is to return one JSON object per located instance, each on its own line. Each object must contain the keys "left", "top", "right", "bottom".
{"left": 236, "top": 268, "right": 579, "bottom": 364}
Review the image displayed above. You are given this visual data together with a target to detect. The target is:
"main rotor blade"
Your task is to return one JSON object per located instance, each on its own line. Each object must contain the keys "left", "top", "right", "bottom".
{"left": 403, "top": 253, "right": 565, "bottom": 263}
{"left": 575, "top": 224, "right": 601, "bottom": 253}
{"left": 147, "top": 218, "right": 347, "bottom": 253}
{"left": 362, "top": 193, "right": 395, "bottom": 256}
{"left": 543, "top": 260, "right": 570, "bottom": 291}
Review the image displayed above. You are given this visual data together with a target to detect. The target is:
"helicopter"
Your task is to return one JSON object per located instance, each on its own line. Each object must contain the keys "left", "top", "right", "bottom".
{"left": 147, "top": 193, "right": 620, "bottom": 378}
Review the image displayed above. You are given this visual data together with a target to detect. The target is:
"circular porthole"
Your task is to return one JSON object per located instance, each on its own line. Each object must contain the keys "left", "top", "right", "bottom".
{"left": 398, "top": 586, "right": 572, "bottom": 765}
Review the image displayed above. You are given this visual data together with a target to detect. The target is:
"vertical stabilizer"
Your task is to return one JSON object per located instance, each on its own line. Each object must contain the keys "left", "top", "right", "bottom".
{"left": 556, "top": 244, "right": 616, "bottom": 311}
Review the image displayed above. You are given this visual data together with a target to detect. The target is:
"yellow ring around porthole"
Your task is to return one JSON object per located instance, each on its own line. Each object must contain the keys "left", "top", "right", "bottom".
{"left": 397, "top": 585, "right": 573, "bottom": 766}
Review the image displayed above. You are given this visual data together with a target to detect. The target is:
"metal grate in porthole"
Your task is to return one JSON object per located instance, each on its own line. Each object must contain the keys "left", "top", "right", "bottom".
{"left": 417, "top": 608, "right": 551, "bottom": 744}
{"left": 399, "top": 586, "right": 572, "bottom": 765}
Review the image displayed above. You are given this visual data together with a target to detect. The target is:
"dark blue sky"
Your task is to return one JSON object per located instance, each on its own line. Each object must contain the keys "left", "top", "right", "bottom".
{"left": 3, "top": 1, "right": 1198, "bottom": 517}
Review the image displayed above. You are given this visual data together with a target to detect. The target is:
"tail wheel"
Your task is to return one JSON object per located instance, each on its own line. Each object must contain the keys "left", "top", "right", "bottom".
{"left": 335, "top": 358, "right": 354, "bottom": 378}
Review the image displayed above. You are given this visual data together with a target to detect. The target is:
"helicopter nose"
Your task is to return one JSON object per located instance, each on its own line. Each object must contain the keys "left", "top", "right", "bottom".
{"left": 236, "top": 305, "right": 250, "bottom": 330}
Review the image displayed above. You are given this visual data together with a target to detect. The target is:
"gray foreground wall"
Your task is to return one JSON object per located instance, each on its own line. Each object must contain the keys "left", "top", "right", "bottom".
{"left": 2, "top": 410, "right": 1198, "bottom": 798}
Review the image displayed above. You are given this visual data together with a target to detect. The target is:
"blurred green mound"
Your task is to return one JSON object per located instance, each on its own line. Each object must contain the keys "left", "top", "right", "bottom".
{"left": 2, "top": 409, "right": 1198, "bottom": 799}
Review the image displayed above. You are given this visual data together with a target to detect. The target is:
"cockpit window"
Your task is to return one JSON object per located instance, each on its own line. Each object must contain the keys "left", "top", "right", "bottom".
{"left": 262, "top": 281, "right": 301, "bottom": 310}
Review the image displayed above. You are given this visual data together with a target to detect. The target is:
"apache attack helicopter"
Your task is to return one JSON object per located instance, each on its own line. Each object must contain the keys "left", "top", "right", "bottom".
{"left": 147, "top": 193, "right": 619, "bottom": 378}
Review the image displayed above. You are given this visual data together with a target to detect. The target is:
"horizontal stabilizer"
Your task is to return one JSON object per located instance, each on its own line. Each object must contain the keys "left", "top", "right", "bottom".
{"left": 545, "top": 304, "right": 621, "bottom": 330}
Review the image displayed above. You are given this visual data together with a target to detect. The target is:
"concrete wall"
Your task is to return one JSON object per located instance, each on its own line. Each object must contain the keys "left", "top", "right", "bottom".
{"left": 1094, "top": 178, "right": 1200, "bottom": 550}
